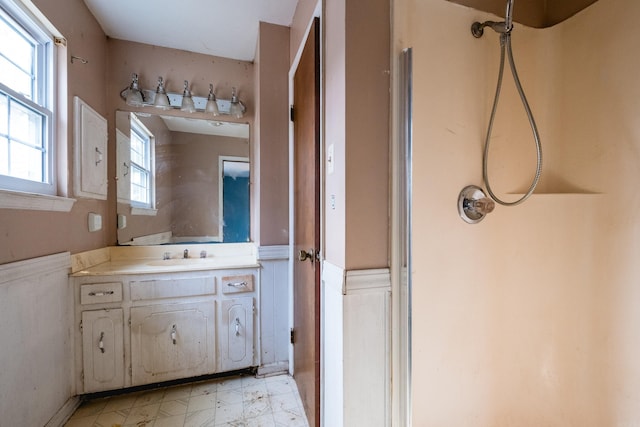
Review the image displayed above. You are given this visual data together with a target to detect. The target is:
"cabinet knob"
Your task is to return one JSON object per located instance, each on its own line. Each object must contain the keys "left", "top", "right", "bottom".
{"left": 235, "top": 318, "right": 241, "bottom": 336}
{"left": 98, "top": 331, "right": 105, "bottom": 353}
{"left": 171, "top": 324, "right": 177, "bottom": 345}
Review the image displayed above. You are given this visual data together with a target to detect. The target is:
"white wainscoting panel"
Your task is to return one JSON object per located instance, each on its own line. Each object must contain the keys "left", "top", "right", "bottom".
{"left": 0, "top": 252, "right": 76, "bottom": 427}
{"left": 321, "top": 262, "right": 391, "bottom": 427}
{"left": 322, "top": 261, "right": 345, "bottom": 427}
{"left": 344, "top": 268, "right": 391, "bottom": 427}
{"left": 258, "top": 245, "right": 290, "bottom": 375}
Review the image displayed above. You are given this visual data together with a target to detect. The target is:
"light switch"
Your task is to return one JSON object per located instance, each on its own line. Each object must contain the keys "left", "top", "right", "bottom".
{"left": 88, "top": 212, "right": 102, "bottom": 232}
{"left": 327, "top": 144, "right": 334, "bottom": 175}
{"left": 117, "top": 214, "right": 127, "bottom": 229}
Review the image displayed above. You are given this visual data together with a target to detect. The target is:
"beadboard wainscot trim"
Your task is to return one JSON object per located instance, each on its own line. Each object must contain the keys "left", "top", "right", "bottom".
{"left": 257, "top": 245, "right": 289, "bottom": 260}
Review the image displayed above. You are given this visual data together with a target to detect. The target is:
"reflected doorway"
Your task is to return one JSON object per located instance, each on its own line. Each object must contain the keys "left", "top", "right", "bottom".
{"left": 220, "top": 157, "right": 250, "bottom": 242}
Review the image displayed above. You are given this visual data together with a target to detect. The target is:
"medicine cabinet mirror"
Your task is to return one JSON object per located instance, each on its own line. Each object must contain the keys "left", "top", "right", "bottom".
{"left": 115, "top": 111, "right": 250, "bottom": 245}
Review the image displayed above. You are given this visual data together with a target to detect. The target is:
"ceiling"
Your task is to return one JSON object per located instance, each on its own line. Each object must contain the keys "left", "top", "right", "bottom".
{"left": 447, "top": 0, "right": 600, "bottom": 27}
{"left": 83, "top": 0, "right": 300, "bottom": 62}
{"left": 84, "top": 0, "right": 599, "bottom": 64}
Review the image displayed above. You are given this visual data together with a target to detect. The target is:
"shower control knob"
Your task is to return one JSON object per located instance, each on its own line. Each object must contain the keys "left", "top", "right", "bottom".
{"left": 458, "top": 185, "right": 495, "bottom": 224}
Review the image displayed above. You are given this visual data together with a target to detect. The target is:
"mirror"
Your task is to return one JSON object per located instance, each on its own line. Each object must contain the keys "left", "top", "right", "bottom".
{"left": 115, "top": 111, "right": 250, "bottom": 245}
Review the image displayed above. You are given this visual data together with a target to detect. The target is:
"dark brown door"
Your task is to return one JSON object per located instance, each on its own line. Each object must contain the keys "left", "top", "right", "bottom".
{"left": 293, "top": 17, "right": 320, "bottom": 427}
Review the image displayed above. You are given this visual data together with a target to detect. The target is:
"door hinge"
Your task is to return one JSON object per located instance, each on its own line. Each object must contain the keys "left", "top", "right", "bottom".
{"left": 80, "top": 370, "right": 84, "bottom": 381}
{"left": 79, "top": 321, "right": 83, "bottom": 332}
{"left": 290, "top": 328, "right": 295, "bottom": 344}
{"left": 128, "top": 317, "right": 131, "bottom": 327}
{"left": 129, "top": 366, "right": 132, "bottom": 377}
{"left": 290, "top": 105, "right": 295, "bottom": 122}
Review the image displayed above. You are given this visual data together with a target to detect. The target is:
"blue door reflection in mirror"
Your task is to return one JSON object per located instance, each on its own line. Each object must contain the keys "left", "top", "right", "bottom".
{"left": 221, "top": 158, "right": 250, "bottom": 242}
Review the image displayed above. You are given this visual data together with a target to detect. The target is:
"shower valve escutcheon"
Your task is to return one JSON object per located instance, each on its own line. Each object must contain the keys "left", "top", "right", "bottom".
{"left": 458, "top": 185, "right": 495, "bottom": 224}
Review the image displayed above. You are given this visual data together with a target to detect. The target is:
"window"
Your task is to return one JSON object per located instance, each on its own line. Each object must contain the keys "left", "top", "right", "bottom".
{"left": 129, "top": 114, "right": 155, "bottom": 209}
{"left": 0, "top": 0, "right": 56, "bottom": 195}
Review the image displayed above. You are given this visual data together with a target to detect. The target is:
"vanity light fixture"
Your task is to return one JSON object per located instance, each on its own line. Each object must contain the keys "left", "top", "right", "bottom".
{"left": 180, "top": 80, "right": 196, "bottom": 113}
{"left": 153, "top": 77, "right": 171, "bottom": 110}
{"left": 119, "top": 72, "right": 247, "bottom": 117}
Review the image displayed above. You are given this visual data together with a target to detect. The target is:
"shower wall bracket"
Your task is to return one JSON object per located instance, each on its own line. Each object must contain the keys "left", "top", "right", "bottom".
{"left": 458, "top": 185, "right": 495, "bottom": 224}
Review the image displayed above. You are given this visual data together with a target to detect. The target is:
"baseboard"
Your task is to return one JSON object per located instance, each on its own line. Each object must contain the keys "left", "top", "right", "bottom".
{"left": 45, "top": 396, "right": 82, "bottom": 427}
{"left": 256, "top": 361, "right": 289, "bottom": 377}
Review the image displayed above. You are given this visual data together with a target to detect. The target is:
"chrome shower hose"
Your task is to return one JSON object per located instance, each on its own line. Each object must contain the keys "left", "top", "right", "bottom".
{"left": 483, "top": 32, "right": 543, "bottom": 206}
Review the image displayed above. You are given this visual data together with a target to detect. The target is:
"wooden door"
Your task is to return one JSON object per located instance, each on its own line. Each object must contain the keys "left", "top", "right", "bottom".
{"left": 293, "top": 17, "right": 321, "bottom": 427}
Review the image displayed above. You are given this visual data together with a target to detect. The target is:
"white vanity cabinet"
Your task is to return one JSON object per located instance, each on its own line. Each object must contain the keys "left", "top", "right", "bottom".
{"left": 72, "top": 266, "right": 259, "bottom": 394}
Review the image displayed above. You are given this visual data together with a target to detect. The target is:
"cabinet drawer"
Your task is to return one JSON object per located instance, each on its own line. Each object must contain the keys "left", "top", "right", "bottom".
{"left": 221, "top": 274, "right": 254, "bottom": 294}
{"left": 131, "top": 276, "right": 216, "bottom": 301}
{"left": 80, "top": 282, "right": 123, "bottom": 305}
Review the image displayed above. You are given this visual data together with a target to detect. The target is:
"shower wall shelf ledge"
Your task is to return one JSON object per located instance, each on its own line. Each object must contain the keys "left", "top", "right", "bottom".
{"left": 506, "top": 192, "right": 602, "bottom": 196}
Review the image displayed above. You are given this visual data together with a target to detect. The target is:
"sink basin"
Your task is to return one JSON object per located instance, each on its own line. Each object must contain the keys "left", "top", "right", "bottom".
{"left": 146, "top": 258, "right": 215, "bottom": 266}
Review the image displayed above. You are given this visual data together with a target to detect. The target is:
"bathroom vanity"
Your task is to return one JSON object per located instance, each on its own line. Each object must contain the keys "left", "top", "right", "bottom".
{"left": 70, "top": 244, "right": 260, "bottom": 394}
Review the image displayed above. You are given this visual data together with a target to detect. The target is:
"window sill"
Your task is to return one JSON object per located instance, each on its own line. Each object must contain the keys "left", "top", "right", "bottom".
{"left": 131, "top": 206, "right": 158, "bottom": 216}
{"left": 0, "top": 189, "right": 76, "bottom": 212}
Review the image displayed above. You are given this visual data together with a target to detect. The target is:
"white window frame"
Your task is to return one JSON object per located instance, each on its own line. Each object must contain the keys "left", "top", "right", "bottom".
{"left": 0, "top": 1, "right": 53, "bottom": 193}
{"left": 129, "top": 113, "right": 156, "bottom": 214}
{"left": 0, "top": 0, "right": 73, "bottom": 211}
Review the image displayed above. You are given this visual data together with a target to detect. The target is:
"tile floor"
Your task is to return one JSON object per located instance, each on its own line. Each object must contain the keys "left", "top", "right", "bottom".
{"left": 64, "top": 374, "right": 309, "bottom": 427}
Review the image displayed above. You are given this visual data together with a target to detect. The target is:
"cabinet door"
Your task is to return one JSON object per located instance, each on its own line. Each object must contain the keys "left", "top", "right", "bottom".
{"left": 82, "top": 309, "right": 124, "bottom": 393}
{"left": 131, "top": 302, "right": 216, "bottom": 385}
{"left": 221, "top": 297, "right": 254, "bottom": 371}
{"left": 74, "top": 97, "right": 108, "bottom": 199}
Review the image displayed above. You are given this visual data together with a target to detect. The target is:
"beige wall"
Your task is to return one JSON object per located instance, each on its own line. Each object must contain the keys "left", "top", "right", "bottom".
{"left": 325, "top": 0, "right": 391, "bottom": 269}
{"left": 290, "top": 0, "right": 320, "bottom": 67}
{"left": 254, "top": 22, "right": 291, "bottom": 246}
{"left": 397, "top": 0, "right": 640, "bottom": 424}
{"left": 0, "top": 0, "right": 110, "bottom": 264}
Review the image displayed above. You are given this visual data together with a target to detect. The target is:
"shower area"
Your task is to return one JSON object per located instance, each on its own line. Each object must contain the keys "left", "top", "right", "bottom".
{"left": 393, "top": 0, "right": 640, "bottom": 425}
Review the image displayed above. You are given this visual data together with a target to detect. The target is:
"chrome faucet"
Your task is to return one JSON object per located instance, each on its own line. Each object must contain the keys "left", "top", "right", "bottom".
{"left": 183, "top": 249, "right": 189, "bottom": 259}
